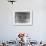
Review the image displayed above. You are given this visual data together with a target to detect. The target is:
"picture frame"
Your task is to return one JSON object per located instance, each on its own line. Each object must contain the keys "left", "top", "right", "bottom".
{"left": 13, "top": 10, "right": 33, "bottom": 26}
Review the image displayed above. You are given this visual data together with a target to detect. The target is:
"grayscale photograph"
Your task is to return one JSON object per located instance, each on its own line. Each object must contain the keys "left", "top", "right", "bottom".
{"left": 15, "top": 12, "right": 30, "bottom": 23}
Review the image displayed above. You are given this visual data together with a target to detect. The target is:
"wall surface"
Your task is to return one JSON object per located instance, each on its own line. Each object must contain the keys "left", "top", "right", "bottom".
{"left": 0, "top": 0, "right": 46, "bottom": 41}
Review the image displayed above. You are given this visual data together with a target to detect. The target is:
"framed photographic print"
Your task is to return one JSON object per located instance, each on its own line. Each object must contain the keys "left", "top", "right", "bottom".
{"left": 13, "top": 10, "right": 33, "bottom": 26}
